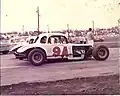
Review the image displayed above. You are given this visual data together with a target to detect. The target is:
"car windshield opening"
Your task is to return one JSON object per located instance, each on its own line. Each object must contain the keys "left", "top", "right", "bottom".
{"left": 34, "top": 36, "right": 39, "bottom": 43}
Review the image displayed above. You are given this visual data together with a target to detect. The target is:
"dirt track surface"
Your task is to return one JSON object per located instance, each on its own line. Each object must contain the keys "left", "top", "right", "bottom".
{"left": 1, "top": 48, "right": 119, "bottom": 86}
{"left": 0, "top": 47, "right": 120, "bottom": 95}
{"left": 1, "top": 74, "right": 120, "bottom": 95}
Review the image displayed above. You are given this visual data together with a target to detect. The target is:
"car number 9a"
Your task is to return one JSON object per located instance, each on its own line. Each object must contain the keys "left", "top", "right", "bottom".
{"left": 53, "top": 46, "right": 68, "bottom": 57}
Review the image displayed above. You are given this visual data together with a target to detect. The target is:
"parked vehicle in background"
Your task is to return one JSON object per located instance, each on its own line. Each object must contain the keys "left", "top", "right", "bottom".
{"left": 0, "top": 39, "right": 11, "bottom": 54}
{"left": 9, "top": 36, "right": 27, "bottom": 47}
{"left": 70, "top": 36, "right": 86, "bottom": 44}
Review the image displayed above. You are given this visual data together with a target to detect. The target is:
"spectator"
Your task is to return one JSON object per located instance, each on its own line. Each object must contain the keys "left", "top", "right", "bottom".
{"left": 86, "top": 28, "right": 94, "bottom": 46}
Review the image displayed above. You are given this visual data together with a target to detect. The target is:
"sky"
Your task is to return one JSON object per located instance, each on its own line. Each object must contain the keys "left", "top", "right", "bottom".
{"left": 1, "top": 0, "right": 120, "bottom": 32}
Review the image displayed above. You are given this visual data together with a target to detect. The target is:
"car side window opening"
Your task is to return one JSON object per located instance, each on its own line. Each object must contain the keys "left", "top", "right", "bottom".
{"left": 60, "top": 36, "right": 68, "bottom": 44}
{"left": 48, "top": 36, "right": 68, "bottom": 44}
{"left": 34, "top": 36, "right": 39, "bottom": 43}
{"left": 40, "top": 36, "right": 47, "bottom": 44}
{"left": 29, "top": 39, "right": 34, "bottom": 44}
{"left": 48, "top": 37, "right": 55, "bottom": 44}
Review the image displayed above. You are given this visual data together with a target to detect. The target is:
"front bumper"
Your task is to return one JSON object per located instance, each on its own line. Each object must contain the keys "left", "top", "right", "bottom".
{"left": 14, "top": 51, "right": 27, "bottom": 58}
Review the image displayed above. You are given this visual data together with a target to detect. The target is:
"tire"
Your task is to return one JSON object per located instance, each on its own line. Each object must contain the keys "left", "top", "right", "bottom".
{"left": 28, "top": 49, "right": 46, "bottom": 66}
{"left": 92, "top": 45, "right": 109, "bottom": 60}
{"left": 18, "top": 58, "right": 24, "bottom": 60}
{"left": 2, "top": 51, "right": 9, "bottom": 54}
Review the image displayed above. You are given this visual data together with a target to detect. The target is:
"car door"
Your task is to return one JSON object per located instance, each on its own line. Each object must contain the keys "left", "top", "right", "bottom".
{"left": 46, "top": 35, "right": 69, "bottom": 59}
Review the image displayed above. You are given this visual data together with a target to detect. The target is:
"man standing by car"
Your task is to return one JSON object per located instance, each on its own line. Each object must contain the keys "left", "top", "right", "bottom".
{"left": 85, "top": 28, "right": 95, "bottom": 59}
{"left": 86, "top": 28, "right": 94, "bottom": 46}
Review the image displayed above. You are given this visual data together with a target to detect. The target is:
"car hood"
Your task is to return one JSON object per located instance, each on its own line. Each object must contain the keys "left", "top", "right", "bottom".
{"left": 17, "top": 43, "right": 46, "bottom": 53}
{"left": 10, "top": 42, "right": 28, "bottom": 51}
{"left": 10, "top": 44, "right": 22, "bottom": 51}
{"left": 17, "top": 44, "right": 36, "bottom": 53}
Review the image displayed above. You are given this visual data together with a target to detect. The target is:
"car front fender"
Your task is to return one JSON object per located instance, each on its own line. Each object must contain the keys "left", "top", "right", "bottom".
{"left": 17, "top": 44, "right": 35, "bottom": 53}
{"left": 17, "top": 44, "right": 47, "bottom": 54}
{"left": 10, "top": 44, "right": 22, "bottom": 52}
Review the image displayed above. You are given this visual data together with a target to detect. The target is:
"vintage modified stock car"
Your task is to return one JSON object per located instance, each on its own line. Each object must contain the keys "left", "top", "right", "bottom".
{"left": 14, "top": 33, "right": 109, "bottom": 66}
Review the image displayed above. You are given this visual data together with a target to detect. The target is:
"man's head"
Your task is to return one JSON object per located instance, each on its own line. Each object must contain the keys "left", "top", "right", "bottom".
{"left": 88, "top": 28, "right": 92, "bottom": 32}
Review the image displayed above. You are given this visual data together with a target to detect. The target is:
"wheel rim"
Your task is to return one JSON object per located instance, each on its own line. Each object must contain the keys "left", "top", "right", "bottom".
{"left": 98, "top": 48, "right": 108, "bottom": 59}
{"left": 32, "top": 52, "right": 43, "bottom": 64}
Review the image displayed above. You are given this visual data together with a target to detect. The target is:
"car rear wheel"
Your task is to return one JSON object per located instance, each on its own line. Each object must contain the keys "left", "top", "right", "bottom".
{"left": 28, "top": 49, "right": 46, "bottom": 66}
{"left": 92, "top": 45, "right": 109, "bottom": 60}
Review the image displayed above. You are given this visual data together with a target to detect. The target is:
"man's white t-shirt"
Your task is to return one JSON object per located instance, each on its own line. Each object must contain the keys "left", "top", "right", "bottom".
{"left": 86, "top": 31, "right": 94, "bottom": 46}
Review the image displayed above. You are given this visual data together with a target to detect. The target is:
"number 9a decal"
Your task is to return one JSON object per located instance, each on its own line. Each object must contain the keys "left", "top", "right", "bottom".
{"left": 53, "top": 46, "right": 68, "bottom": 56}
{"left": 53, "top": 47, "right": 61, "bottom": 56}
{"left": 62, "top": 46, "right": 68, "bottom": 57}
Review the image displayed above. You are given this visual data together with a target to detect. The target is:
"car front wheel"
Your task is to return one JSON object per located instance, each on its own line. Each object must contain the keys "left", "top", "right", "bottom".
{"left": 28, "top": 49, "right": 46, "bottom": 66}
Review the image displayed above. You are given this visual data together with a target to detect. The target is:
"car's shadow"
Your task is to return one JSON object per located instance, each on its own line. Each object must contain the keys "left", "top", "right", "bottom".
{"left": 44, "top": 58, "right": 94, "bottom": 65}
{"left": 13, "top": 58, "right": 94, "bottom": 67}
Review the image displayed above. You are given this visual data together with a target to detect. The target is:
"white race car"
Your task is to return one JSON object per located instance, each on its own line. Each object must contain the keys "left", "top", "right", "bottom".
{"left": 15, "top": 33, "right": 109, "bottom": 66}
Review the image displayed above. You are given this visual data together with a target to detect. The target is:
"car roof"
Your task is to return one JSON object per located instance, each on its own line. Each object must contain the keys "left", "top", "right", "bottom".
{"left": 38, "top": 33, "right": 66, "bottom": 38}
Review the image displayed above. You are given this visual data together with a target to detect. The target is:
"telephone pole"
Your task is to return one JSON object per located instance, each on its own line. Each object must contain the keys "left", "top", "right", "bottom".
{"left": 118, "top": 19, "right": 120, "bottom": 34}
{"left": 36, "top": 6, "right": 40, "bottom": 33}
{"left": 67, "top": 24, "right": 70, "bottom": 38}
{"left": 47, "top": 24, "right": 50, "bottom": 33}
{"left": 92, "top": 20, "right": 95, "bottom": 35}
{"left": 22, "top": 25, "right": 24, "bottom": 33}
